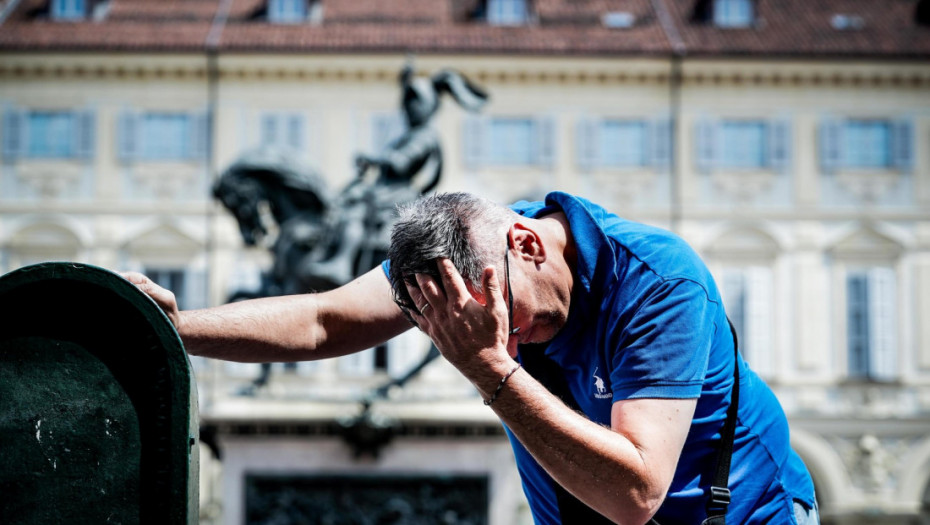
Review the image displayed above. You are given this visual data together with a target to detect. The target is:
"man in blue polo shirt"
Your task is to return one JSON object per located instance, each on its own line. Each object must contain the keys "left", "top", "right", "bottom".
{"left": 125, "top": 190, "right": 817, "bottom": 524}
{"left": 388, "top": 191, "right": 817, "bottom": 524}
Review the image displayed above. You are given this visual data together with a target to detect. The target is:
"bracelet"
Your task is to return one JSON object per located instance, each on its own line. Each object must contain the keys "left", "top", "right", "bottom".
{"left": 483, "top": 363, "right": 522, "bottom": 406}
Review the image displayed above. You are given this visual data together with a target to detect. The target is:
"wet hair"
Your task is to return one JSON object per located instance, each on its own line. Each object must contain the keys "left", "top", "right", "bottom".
{"left": 387, "top": 192, "right": 516, "bottom": 315}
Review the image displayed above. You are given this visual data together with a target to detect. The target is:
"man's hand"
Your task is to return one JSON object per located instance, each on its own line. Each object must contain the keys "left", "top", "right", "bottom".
{"left": 121, "top": 272, "right": 181, "bottom": 330}
{"left": 403, "top": 258, "right": 516, "bottom": 380}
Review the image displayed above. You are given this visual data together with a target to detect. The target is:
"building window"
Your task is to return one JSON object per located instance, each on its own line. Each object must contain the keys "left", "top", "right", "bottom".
{"left": 718, "top": 121, "right": 768, "bottom": 169}
{"left": 719, "top": 266, "right": 774, "bottom": 377}
{"left": 695, "top": 118, "right": 790, "bottom": 173}
{"left": 463, "top": 115, "right": 555, "bottom": 169}
{"left": 1, "top": 108, "right": 95, "bottom": 161}
{"left": 28, "top": 111, "right": 76, "bottom": 158}
{"left": 144, "top": 266, "right": 207, "bottom": 311}
{"left": 576, "top": 117, "right": 670, "bottom": 171}
{"left": 600, "top": 121, "right": 649, "bottom": 167}
{"left": 487, "top": 0, "right": 529, "bottom": 26}
{"left": 117, "top": 110, "right": 207, "bottom": 163}
{"left": 713, "top": 0, "right": 753, "bottom": 27}
{"left": 268, "top": 0, "right": 307, "bottom": 23}
{"left": 846, "top": 268, "right": 897, "bottom": 381}
{"left": 819, "top": 118, "right": 912, "bottom": 172}
{"left": 51, "top": 0, "right": 86, "bottom": 20}
{"left": 843, "top": 120, "right": 891, "bottom": 169}
{"left": 260, "top": 113, "right": 305, "bottom": 151}
{"left": 489, "top": 118, "right": 535, "bottom": 165}
{"left": 140, "top": 114, "right": 192, "bottom": 160}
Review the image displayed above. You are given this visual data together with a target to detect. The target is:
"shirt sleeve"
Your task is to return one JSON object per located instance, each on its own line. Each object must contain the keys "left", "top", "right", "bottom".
{"left": 608, "top": 278, "right": 718, "bottom": 400}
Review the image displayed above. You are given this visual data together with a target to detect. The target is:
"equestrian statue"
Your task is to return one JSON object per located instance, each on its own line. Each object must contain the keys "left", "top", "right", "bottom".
{"left": 213, "top": 62, "right": 488, "bottom": 394}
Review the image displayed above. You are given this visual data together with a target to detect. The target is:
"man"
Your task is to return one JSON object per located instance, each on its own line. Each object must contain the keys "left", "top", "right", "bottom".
{"left": 126, "top": 191, "right": 817, "bottom": 524}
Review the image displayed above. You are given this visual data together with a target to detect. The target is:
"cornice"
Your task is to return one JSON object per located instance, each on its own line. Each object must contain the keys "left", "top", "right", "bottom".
{"left": 0, "top": 54, "right": 928, "bottom": 88}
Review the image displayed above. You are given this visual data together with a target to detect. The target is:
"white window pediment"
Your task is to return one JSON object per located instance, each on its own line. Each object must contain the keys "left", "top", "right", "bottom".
{"left": 830, "top": 226, "right": 904, "bottom": 263}
{"left": 705, "top": 226, "right": 780, "bottom": 262}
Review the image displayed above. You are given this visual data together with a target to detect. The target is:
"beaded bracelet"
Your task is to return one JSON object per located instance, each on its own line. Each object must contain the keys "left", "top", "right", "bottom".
{"left": 483, "top": 363, "right": 522, "bottom": 406}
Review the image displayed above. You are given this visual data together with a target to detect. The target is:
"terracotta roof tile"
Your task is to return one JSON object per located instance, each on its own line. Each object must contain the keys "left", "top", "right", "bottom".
{"left": 0, "top": 0, "right": 927, "bottom": 57}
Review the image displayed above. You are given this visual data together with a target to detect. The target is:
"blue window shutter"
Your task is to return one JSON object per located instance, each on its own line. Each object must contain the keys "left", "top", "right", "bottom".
{"left": 462, "top": 115, "right": 486, "bottom": 170}
{"left": 260, "top": 114, "right": 278, "bottom": 147}
{"left": 116, "top": 111, "right": 138, "bottom": 163}
{"left": 575, "top": 117, "right": 599, "bottom": 172}
{"left": 651, "top": 117, "right": 672, "bottom": 170}
{"left": 819, "top": 118, "right": 842, "bottom": 173}
{"left": 891, "top": 118, "right": 914, "bottom": 173}
{"left": 767, "top": 119, "right": 791, "bottom": 172}
{"left": 287, "top": 114, "right": 304, "bottom": 151}
{"left": 847, "top": 272, "right": 870, "bottom": 379}
{"left": 75, "top": 109, "right": 96, "bottom": 161}
{"left": 2, "top": 106, "right": 24, "bottom": 162}
{"left": 535, "top": 116, "right": 556, "bottom": 168}
{"left": 190, "top": 112, "right": 209, "bottom": 160}
{"left": 695, "top": 118, "right": 716, "bottom": 174}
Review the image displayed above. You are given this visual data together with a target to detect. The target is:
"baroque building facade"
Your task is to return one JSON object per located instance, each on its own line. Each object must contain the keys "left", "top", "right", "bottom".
{"left": 2, "top": 0, "right": 930, "bottom": 523}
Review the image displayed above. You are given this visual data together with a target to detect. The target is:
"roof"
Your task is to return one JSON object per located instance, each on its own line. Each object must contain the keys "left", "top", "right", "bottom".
{"left": 0, "top": 0, "right": 928, "bottom": 58}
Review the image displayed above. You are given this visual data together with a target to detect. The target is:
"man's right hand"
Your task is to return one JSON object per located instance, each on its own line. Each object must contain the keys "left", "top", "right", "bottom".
{"left": 121, "top": 272, "right": 181, "bottom": 329}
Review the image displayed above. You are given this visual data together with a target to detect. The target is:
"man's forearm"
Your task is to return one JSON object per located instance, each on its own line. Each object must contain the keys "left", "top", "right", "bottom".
{"left": 474, "top": 362, "right": 668, "bottom": 525}
{"left": 178, "top": 268, "right": 410, "bottom": 362}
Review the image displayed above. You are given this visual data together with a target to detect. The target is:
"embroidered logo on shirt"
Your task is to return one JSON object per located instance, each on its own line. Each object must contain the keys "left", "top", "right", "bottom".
{"left": 593, "top": 367, "right": 613, "bottom": 400}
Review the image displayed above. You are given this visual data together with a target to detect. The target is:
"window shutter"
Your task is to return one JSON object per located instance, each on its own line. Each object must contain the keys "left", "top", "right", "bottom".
{"left": 868, "top": 267, "right": 897, "bottom": 381}
{"left": 746, "top": 266, "right": 774, "bottom": 376}
{"left": 819, "top": 118, "right": 842, "bottom": 173}
{"left": 767, "top": 119, "right": 791, "bottom": 172}
{"left": 891, "top": 118, "right": 914, "bottom": 173}
{"left": 190, "top": 112, "right": 209, "bottom": 160}
{"left": 260, "top": 114, "right": 279, "bottom": 147}
{"left": 287, "top": 113, "right": 305, "bottom": 151}
{"left": 75, "top": 109, "right": 96, "bottom": 161}
{"left": 695, "top": 118, "right": 717, "bottom": 174}
{"left": 575, "top": 117, "right": 599, "bottom": 172}
{"left": 462, "top": 115, "right": 486, "bottom": 170}
{"left": 2, "top": 106, "right": 24, "bottom": 162}
{"left": 846, "top": 273, "right": 870, "bottom": 378}
{"left": 535, "top": 116, "right": 556, "bottom": 168}
{"left": 650, "top": 117, "right": 672, "bottom": 170}
{"left": 116, "top": 111, "right": 139, "bottom": 163}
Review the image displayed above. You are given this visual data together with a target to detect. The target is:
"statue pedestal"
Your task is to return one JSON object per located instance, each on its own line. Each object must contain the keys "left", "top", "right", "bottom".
{"left": 0, "top": 263, "right": 199, "bottom": 524}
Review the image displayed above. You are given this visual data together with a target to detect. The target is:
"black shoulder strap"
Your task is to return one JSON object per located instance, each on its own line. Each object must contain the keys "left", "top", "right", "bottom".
{"left": 702, "top": 319, "right": 740, "bottom": 524}
{"left": 519, "top": 320, "right": 741, "bottom": 525}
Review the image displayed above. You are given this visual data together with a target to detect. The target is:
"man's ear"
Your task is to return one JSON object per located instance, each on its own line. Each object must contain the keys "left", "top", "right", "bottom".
{"left": 509, "top": 222, "right": 546, "bottom": 264}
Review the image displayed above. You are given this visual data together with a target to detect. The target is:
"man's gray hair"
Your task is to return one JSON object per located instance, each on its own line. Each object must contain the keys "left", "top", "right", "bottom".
{"left": 387, "top": 192, "right": 516, "bottom": 313}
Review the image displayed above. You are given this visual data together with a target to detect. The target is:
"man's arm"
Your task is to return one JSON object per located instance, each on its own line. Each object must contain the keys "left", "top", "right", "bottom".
{"left": 404, "top": 259, "right": 695, "bottom": 524}
{"left": 488, "top": 371, "right": 695, "bottom": 524}
{"left": 123, "top": 266, "right": 410, "bottom": 362}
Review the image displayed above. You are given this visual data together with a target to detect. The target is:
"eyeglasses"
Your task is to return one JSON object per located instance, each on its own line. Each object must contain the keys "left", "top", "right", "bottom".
{"left": 504, "top": 238, "right": 520, "bottom": 336}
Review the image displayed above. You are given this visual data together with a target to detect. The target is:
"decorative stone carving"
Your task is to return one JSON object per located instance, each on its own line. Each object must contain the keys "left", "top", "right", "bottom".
{"left": 835, "top": 171, "right": 903, "bottom": 204}
{"left": 15, "top": 162, "right": 85, "bottom": 200}
{"left": 710, "top": 170, "right": 777, "bottom": 205}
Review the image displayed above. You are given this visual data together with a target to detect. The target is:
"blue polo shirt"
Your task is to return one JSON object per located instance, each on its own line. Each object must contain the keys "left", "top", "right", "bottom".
{"left": 507, "top": 192, "right": 814, "bottom": 524}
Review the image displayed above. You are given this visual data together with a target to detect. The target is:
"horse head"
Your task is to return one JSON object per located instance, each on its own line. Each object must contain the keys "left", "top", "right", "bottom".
{"left": 213, "top": 171, "right": 267, "bottom": 247}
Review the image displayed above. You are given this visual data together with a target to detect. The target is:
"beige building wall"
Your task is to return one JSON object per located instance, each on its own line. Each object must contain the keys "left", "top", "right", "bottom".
{"left": 2, "top": 50, "right": 929, "bottom": 523}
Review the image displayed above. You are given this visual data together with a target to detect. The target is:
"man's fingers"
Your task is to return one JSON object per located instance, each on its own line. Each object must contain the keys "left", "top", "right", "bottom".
{"left": 436, "top": 258, "right": 470, "bottom": 304}
{"left": 482, "top": 266, "right": 505, "bottom": 312}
